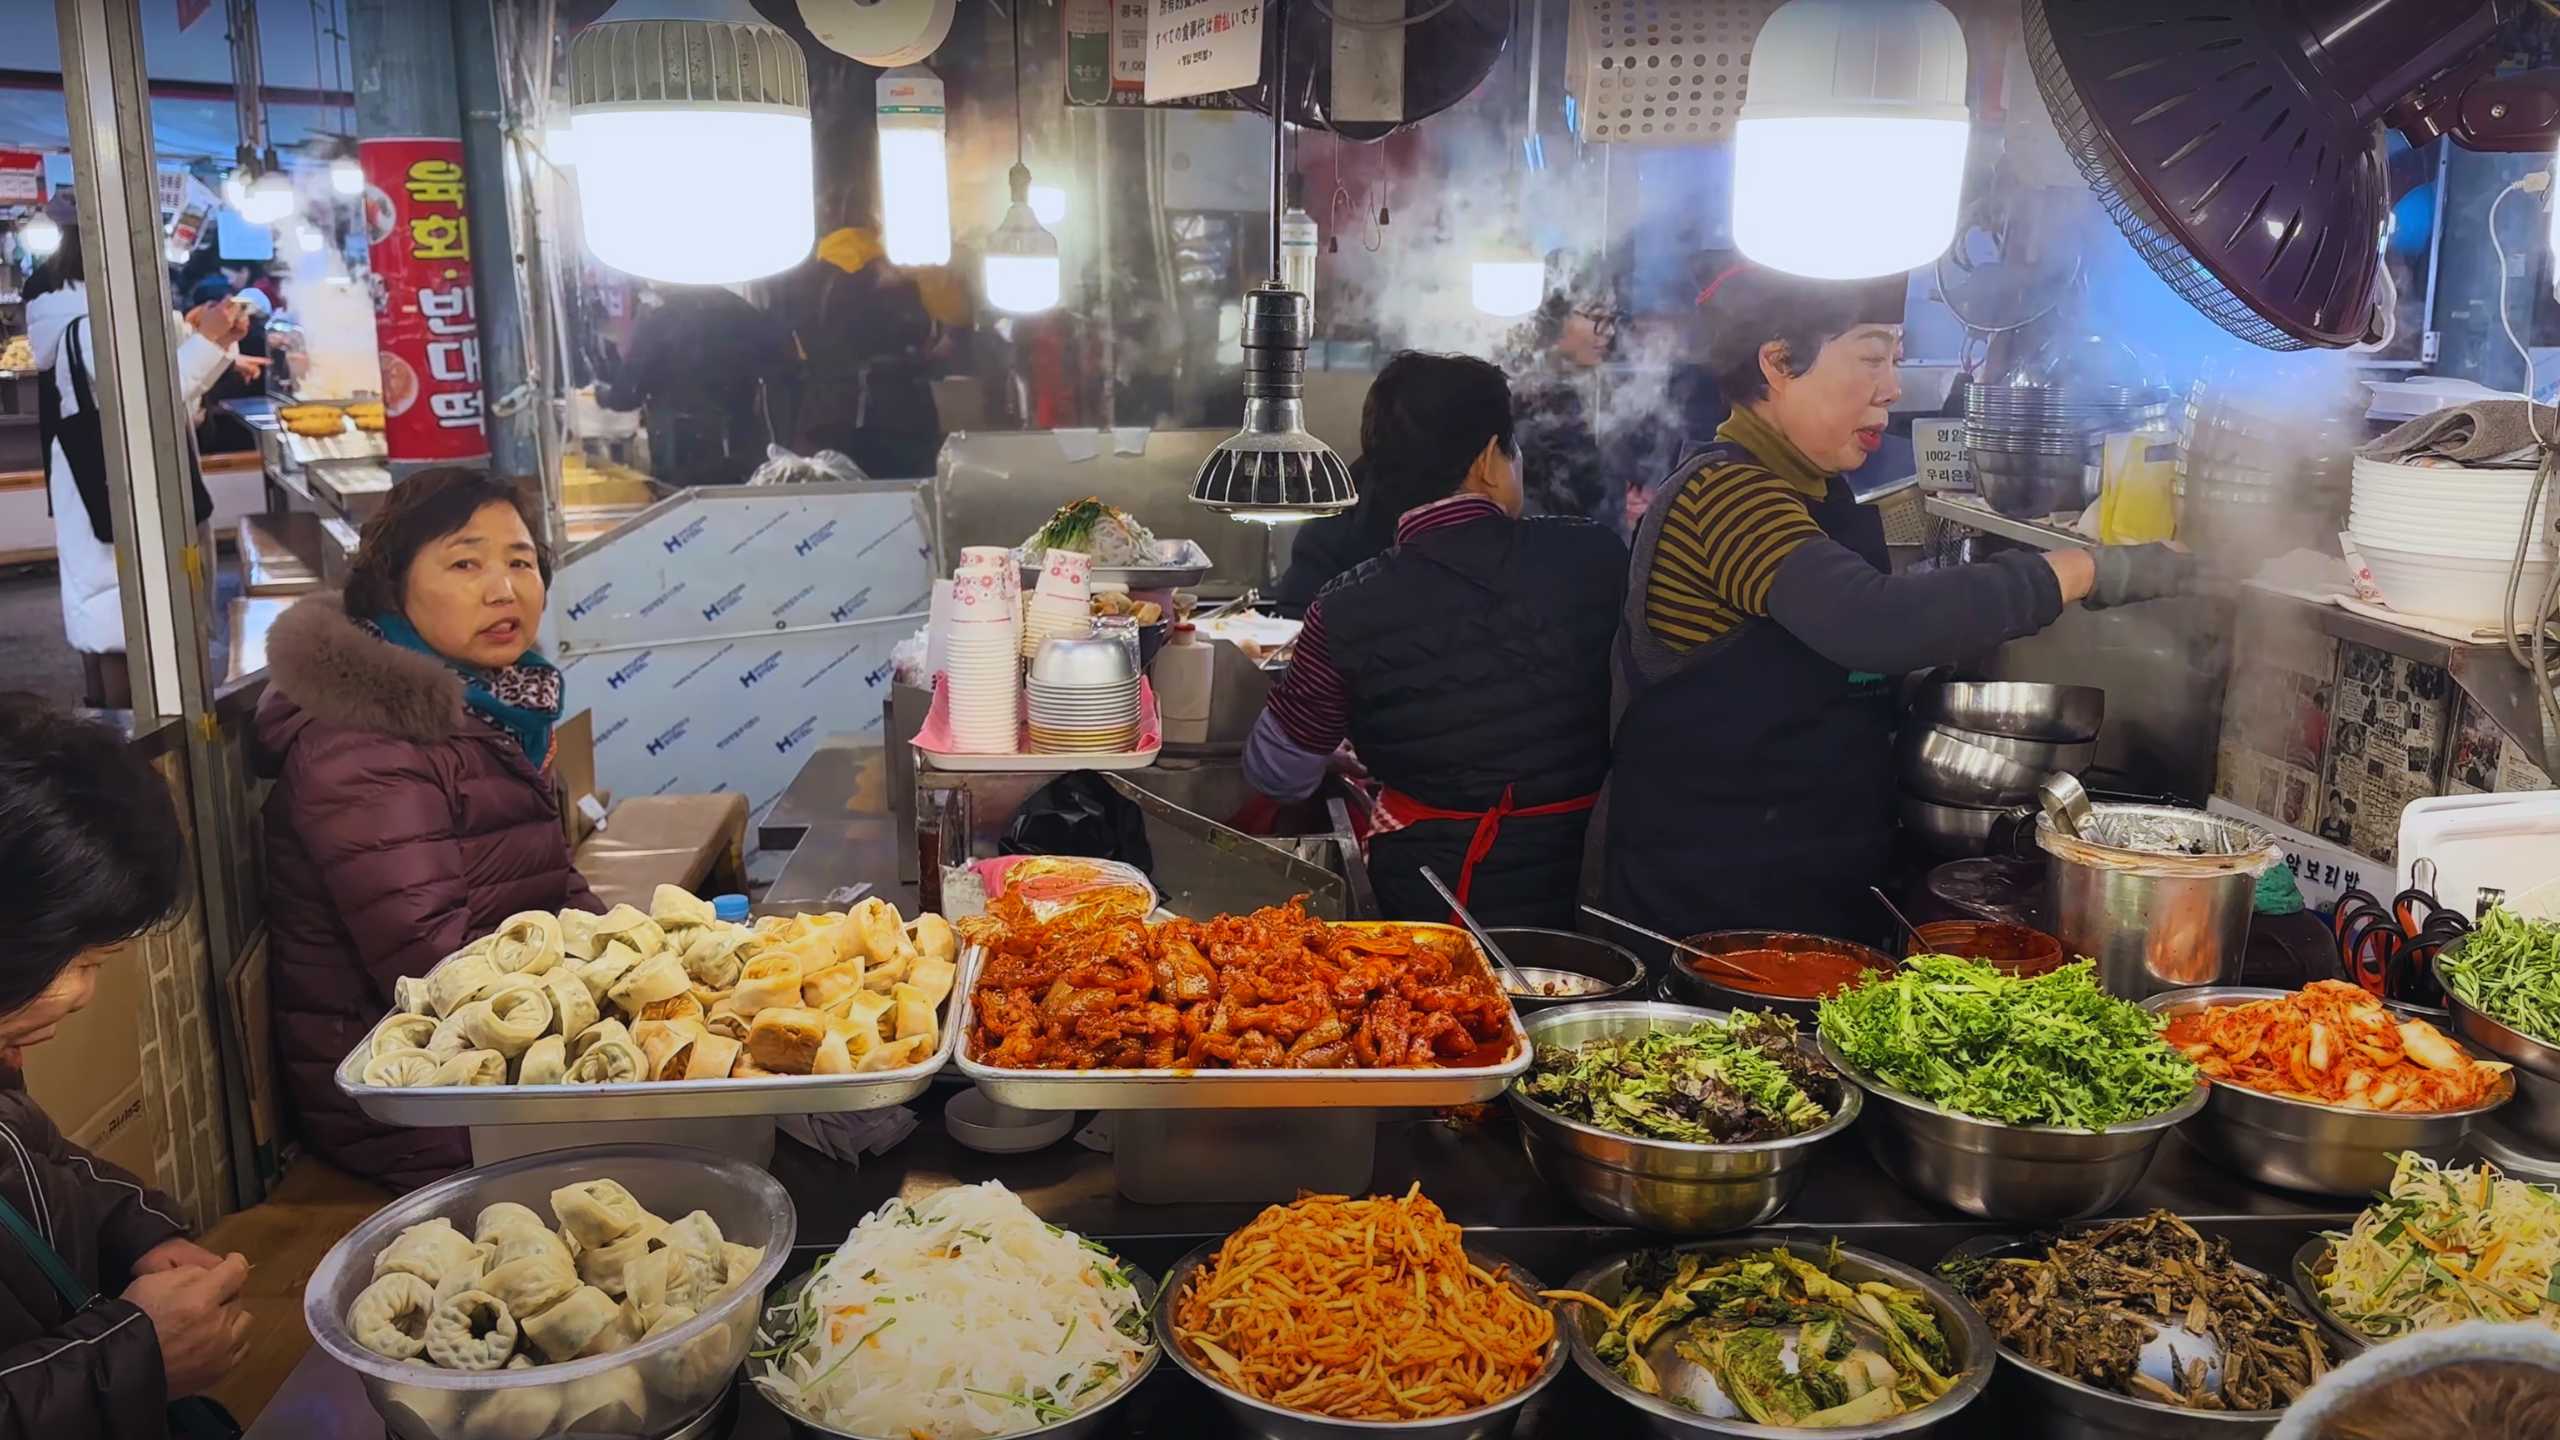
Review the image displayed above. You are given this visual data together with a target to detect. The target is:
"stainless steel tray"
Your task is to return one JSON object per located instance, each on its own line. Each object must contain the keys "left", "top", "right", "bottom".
{"left": 334, "top": 1000, "right": 959, "bottom": 1126}
{"left": 1017, "top": 538, "right": 1214, "bottom": 590}
{"left": 953, "top": 922, "right": 1536, "bottom": 1110}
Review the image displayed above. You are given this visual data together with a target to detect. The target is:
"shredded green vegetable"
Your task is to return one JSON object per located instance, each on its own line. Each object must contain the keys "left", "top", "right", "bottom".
{"left": 1520, "top": 1011, "right": 1834, "bottom": 1143}
{"left": 2439, "top": 907, "right": 2560, "bottom": 1046}
{"left": 1814, "top": 954, "right": 2195, "bottom": 1130}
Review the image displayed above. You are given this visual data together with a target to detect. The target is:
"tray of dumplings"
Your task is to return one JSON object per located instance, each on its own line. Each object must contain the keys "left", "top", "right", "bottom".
{"left": 304, "top": 1142, "right": 793, "bottom": 1440}
{"left": 335, "top": 885, "right": 963, "bottom": 1125}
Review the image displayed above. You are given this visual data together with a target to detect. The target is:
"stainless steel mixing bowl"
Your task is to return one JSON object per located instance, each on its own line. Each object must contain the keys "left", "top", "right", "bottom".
{"left": 1816, "top": 1035, "right": 2206, "bottom": 1221}
{"left": 1509, "top": 1002, "right": 1860, "bottom": 1233}
{"left": 2142, "top": 988, "right": 2512, "bottom": 1195}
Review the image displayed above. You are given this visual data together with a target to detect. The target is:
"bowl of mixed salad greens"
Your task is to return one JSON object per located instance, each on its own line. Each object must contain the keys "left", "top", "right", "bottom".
{"left": 1510, "top": 1003, "right": 1860, "bottom": 1233}
{"left": 1814, "top": 955, "right": 2206, "bottom": 1222}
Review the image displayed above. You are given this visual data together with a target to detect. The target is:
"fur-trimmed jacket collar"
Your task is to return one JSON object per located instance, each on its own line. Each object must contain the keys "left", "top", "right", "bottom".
{"left": 255, "top": 593, "right": 465, "bottom": 764}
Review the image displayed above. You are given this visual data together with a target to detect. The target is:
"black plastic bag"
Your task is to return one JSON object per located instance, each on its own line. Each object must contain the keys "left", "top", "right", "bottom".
{"left": 1000, "top": 772, "right": 1155, "bottom": 874}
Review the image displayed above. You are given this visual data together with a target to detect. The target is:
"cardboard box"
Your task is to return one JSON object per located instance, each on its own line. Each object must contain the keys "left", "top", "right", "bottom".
{"left": 576, "top": 792, "right": 749, "bottom": 912}
{"left": 555, "top": 709, "right": 601, "bottom": 850}
{"left": 223, "top": 930, "right": 282, "bottom": 1183}
{"left": 21, "top": 931, "right": 159, "bottom": 1185}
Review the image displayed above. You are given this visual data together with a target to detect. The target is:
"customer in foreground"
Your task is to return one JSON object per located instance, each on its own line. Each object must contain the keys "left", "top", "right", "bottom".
{"left": 258, "top": 468, "right": 599, "bottom": 1192}
{"left": 0, "top": 697, "right": 250, "bottom": 1437}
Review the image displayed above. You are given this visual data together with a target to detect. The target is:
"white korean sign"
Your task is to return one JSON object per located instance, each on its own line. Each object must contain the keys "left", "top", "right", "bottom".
{"left": 1913, "top": 418, "right": 1971, "bottom": 493}
{"left": 1144, "top": 0, "right": 1263, "bottom": 103}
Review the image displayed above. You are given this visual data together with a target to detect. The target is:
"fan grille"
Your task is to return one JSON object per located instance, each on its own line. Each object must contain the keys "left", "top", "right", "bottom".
{"left": 1568, "top": 0, "right": 1780, "bottom": 145}
{"left": 1190, "top": 444, "right": 1357, "bottom": 515}
{"left": 2023, "top": 0, "right": 2383, "bottom": 353}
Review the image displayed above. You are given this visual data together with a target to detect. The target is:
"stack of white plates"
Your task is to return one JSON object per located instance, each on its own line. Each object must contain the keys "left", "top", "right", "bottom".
{"left": 1026, "top": 633, "right": 1140, "bottom": 753}
{"left": 943, "top": 567, "right": 1020, "bottom": 753}
{"left": 1026, "top": 677, "right": 1140, "bottom": 752}
{"left": 2349, "top": 457, "right": 2556, "bottom": 625}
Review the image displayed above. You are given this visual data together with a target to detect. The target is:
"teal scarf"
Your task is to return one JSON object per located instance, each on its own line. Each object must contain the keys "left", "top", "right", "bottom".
{"left": 368, "top": 612, "right": 565, "bottom": 766}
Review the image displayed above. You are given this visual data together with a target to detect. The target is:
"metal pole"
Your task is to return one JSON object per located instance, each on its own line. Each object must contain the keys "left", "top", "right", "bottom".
{"left": 453, "top": 0, "right": 548, "bottom": 502}
{"left": 349, "top": 0, "right": 464, "bottom": 136}
{"left": 224, "top": 0, "right": 268, "bottom": 158}
{"left": 57, "top": 0, "right": 253, "bottom": 1211}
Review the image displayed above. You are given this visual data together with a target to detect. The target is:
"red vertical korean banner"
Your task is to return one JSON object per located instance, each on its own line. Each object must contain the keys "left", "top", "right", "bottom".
{"left": 359, "top": 136, "right": 489, "bottom": 463}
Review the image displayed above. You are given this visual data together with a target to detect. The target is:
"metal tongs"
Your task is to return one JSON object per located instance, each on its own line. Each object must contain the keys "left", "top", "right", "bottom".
{"left": 1580, "top": 905, "right": 1786, "bottom": 988}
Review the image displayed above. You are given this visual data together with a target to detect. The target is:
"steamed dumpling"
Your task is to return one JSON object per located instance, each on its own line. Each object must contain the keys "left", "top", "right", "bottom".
{"left": 566, "top": 1037, "right": 644, "bottom": 1084}
{"left": 575, "top": 1219, "right": 667, "bottom": 1299}
{"left": 462, "top": 982, "right": 553, "bottom": 1060}
{"left": 559, "top": 906, "right": 603, "bottom": 963}
{"left": 651, "top": 884, "right": 718, "bottom": 929}
{"left": 480, "top": 1251, "right": 578, "bottom": 1320}
{"left": 519, "top": 1283, "right": 619, "bottom": 1362}
{"left": 360, "top": 1048, "right": 442, "bottom": 1089}
{"left": 348, "top": 1271, "right": 438, "bottom": 1361}
{"left": 372, "top": 1014, "right": 438, "bottom": 1056}
{"left": 549, "top": 1179, "right": 651, "bottom": 1249}
{"left": 485, "top": 911, "right": 565, "bottom": 977}
{"left": 426, "top": 952, "right": 503, "bottom": 1017}
{"left": 606, "top": 952, "right": 690, "bottom": 1012}
{"left": 514, "top": 1034, "right": 567, "bottom": 1086}
{"left": 472, "top": 1203, "right": 547, "bottom": 1245}
{"left": 433, "top": 1049, "right": 508, "bottom": 1087}
{"left": 372, "top": 1218, "right": 483, "bottom": 1287}
{"left": 423, "top": 1290, "right": 518, "bottom": 1371}
{"left": 542, "top": 969, "right": 598, "bottom": 1041}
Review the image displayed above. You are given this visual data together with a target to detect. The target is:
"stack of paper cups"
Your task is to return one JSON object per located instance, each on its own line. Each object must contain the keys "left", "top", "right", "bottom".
{"left": 1022, "top": 548, "right": 1095, "bottom": 662}
{"left": 961, "top": 545, "right": 1022, "bottom": 661}
{"left": 942, "top": 565, "right": 1019, "bottom": 753}
{"left": 923, "top": 577, "right": 955, "bottom": 680}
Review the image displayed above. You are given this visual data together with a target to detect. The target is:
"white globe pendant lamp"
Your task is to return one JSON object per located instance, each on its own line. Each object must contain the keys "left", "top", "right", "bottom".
{"left": 569, "top": 0, "right": 815, "bottom": 284}
{"left": 1736, "top": 0, "right": 1970, "bottom": 280}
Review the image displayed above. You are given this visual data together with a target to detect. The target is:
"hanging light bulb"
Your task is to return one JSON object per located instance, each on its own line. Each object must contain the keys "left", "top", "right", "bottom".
{"left": 294, "top": 222, "right": 327, "bottom": 253}
{"left": 241, "top": 168, "right": 297, "bottom": 226}
{"left": 984, "top": 165, "right": 1061, "bottom": 315}
{"left": 570, "top": 0, "right": 814, "bottom": 284}
{"left": 1278, "top": 172, "right": 1319, "bottom": 309}
{"left": 1471, "top": 238, "right": 1543, "bottom": 318}
{"left": 329, "top": 153, "right": 366, "bottom": 197}
{"left": 1736, "top": 0, "right": 1969, "bottom": 279}
{"left": 20, "top": 212, "right": 61, "bottom": 260}
{"left": 876, "top": 66, "right": 951, "bottom": 267}
{"left": 1190, "top": 6, "right": 1353, "bottom": 524}
{"left": 1028, "top": 184, "right": 1066, "bottom": 228}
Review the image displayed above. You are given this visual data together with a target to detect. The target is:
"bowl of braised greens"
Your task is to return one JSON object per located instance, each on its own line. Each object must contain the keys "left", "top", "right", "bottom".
{"left": 1943, "top": 1211, "right": 2341, "bottom": 1437}
{"left": 1510, "top": 1003, "right": 1859, "bottom": 1233}
{"left": 1552, "top": 1240, "right": 1993, "bottom": 1437}
{"left": 1815, "top": 955, "right": 2206, "bottom": 1221}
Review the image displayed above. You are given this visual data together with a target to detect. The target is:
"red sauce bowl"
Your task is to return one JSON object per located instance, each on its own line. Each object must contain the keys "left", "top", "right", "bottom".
{"left": 1905, "top": 920, "right": 2066, "bottom": 977}
{"left": 1666, "top": 930, "right": 1894, "bottom": 1023}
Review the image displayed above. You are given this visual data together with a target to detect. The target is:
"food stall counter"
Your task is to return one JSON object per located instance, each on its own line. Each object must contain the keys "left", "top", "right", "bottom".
{"left": 248, "top": 1084, "right": 2356, "bottom": 1438}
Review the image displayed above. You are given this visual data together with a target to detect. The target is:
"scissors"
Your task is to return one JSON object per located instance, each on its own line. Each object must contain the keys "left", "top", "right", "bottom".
{"left": 2333, "top": 869, "right": 2469, "bottom": 1005}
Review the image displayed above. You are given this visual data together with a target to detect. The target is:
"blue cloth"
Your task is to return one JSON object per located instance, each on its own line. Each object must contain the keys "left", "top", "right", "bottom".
{"left": 368, "top": 611, "right": 564, "bottom": 765}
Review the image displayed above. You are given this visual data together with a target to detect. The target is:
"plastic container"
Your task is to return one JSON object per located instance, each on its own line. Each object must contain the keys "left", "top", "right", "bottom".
{"left": 1152, "top": 622, "right": 1214, "bottom": 745}
{"left": 304, "top": 1143, "right": 795, "bottom": 1440}
{"left": 711, "top": 894, "right": 749, "bottom": 924}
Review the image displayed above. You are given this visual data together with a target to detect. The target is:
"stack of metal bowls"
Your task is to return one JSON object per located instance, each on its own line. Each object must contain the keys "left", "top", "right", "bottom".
{"left": 2144, "top": 987, "right": 2513, "bottom": 1195}
{"left": 1509, "top": 1002, "right": 1862, "bottom": 1233}
{"left": 1900, "top": 681, "right": 2102, "bottom": 859}
{"left": 1558, "top": 1239, "right": 1995, "bottom": 1438}
{"left": 1962, "top": 327, "right": 2170, "bottom": 518}
{"left": 1817, "top": 1032, "right": 2207, "bottom": 1221}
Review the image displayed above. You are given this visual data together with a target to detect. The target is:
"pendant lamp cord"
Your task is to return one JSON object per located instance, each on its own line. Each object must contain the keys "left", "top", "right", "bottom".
{"left": 1269, "top": 0, "right": 1288, "bottom": 284}
{"left": 1012, "top": 0, "right": 1026, "bottom": 166}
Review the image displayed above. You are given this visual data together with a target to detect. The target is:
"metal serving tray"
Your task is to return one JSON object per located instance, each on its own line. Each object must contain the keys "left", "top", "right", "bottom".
{"left": 333, "top": 1000, "right": 960, "bottom": 1127}
{"left": 1017, "top": 538, "right": 1214, "bottom": 590}
{"left": 953, "top": 921, "right": 1536, "bottom": 1110}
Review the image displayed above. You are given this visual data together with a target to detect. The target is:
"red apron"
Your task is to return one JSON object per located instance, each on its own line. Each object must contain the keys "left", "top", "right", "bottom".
{"left": 1376, "top": 783, "right": 1601, "bottom": 913}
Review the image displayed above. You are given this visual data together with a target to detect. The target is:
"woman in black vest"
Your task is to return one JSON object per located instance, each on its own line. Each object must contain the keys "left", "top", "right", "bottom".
{"left": 1243, "top": 352, "right": 1627, "bottom": 928}
{"left": 1605, "top": 267, "right": 2193, "bottom": 944}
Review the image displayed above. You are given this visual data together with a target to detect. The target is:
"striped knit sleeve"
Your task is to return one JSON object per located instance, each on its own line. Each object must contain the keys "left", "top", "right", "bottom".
{"left": 1643, "top": 461, "right": 1826, "bottom": 649}
{"left": 1264, "top": 597, "right": 1350, "bottom": 755}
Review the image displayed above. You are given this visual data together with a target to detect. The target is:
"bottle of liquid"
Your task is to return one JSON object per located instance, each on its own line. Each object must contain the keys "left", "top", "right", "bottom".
{"left": 1278, "top": 171, "right": 1319, "bottom": 313}
{"left": 1155, "top": 623, "right": 1215, "bottom": 746}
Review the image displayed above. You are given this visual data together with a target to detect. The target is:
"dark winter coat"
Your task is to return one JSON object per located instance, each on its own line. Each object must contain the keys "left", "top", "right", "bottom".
{"left": 0, "top": 1086, "right": 190, "bottom": 1439}
{"left": 254, "top": 596, "right": 599, "bottom": 1192}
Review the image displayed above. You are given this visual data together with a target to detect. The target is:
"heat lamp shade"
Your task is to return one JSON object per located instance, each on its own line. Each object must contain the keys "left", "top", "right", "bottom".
{"left": 573, "top": 106, "right": 815, "bottom": 283}
{"left": 1737, "top": 0, "right": 1969, "bottom": 280}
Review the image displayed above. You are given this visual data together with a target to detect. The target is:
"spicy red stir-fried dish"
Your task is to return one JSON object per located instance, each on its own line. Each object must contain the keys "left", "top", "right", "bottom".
{"left": 962, "top": 897, "right": 1515, "bottom": 1070}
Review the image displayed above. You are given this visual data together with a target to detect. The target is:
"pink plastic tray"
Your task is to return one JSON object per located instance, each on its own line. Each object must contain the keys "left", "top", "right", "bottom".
{"left": 915, "top": 673, "right": 1162, "bottom": 772}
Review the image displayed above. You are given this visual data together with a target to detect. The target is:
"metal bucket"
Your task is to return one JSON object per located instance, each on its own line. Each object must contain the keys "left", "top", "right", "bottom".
{"left": 2035, "top": 806, "right": 2281, "bottom": 1000}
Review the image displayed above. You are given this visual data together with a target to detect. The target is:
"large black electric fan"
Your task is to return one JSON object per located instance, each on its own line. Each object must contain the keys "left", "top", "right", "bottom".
{"left": 2026, "top": 0, "right": 2560, "bottom": 352}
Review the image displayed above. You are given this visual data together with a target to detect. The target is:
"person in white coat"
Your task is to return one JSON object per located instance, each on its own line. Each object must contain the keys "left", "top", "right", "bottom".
{"left": 26, "top": 205, "right": 249, "bottom": 706}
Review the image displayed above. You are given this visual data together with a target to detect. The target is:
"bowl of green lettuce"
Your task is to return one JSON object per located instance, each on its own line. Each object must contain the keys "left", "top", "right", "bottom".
{"left": 1814, "top": 955, "right": 2205, "bottom": 1221}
